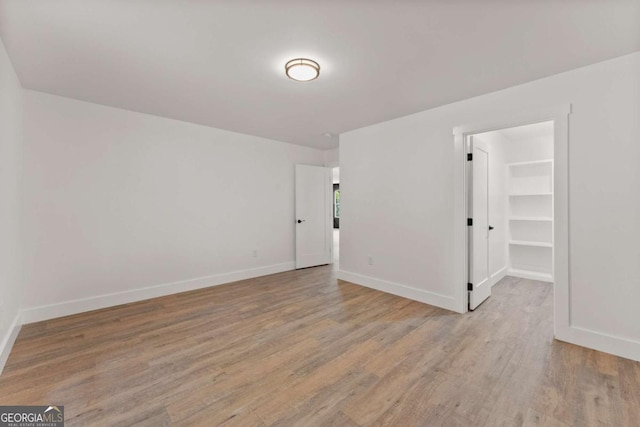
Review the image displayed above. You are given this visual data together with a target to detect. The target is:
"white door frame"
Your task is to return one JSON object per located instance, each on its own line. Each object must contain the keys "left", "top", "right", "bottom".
{"left": 452, "top": 104, "right": 571, "bottom": 338}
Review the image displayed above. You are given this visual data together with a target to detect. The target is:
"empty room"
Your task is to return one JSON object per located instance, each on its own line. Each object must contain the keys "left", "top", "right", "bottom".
{"left": 1, "top": 1, "right": 639, "bottom": 426}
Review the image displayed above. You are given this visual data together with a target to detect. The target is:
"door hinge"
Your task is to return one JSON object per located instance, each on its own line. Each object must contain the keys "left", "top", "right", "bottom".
{"left": 467, "top": 153, "right": 472, "bottom": 161}
{"left": 467, "top": 218, "right": 473, "bottom": 226}
{"left": 468, "top": 283, "right": 473, "bottom": 291}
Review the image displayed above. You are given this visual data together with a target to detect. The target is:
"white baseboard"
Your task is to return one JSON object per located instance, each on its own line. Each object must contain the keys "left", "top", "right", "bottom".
{"left": 490, "top": 266, "right": 508, "bottom": 287}
{"left": 507, "top": 268, "right": 553, "bottom": 283}
{"left": 0, "top": 311, "right": 23, "bottom": 375}
{"left": 10, "top": 262, "right": 639, "bottom": 371}
{"left": 555, "top": 325, "right": 640, "bottom": 363}
{"left": 21, "top": 262, "right": 295, "bottom": 324}
{"left": 337, "top": 270, "right": 460, "bottom": 313}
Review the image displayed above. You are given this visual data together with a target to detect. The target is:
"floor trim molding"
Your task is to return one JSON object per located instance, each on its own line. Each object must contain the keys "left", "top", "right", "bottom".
{"left": 555, "top": 325, "right": 640, "bottom": 363}
{"left": 0, "top": 312, "right": 23, "bottom": 375}
{"left": 507, "top": 268, "right": 553, "bottom": 283}
{"left": 337, "top": 270, "right": 460, "bottom": 313}
{"left": 490, "top": 266, "right": 508, "bottom": 287}
{"left": 21, "top": 262, "right": 296, "bottom": 324}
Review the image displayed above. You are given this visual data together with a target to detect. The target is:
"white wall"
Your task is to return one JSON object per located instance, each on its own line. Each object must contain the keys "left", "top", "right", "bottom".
{"left": 505, "top": 135, "right": 553, "bottom": 164}
{"left": 324, "top": 147, "right": 339, "bottom": 167}
{"left": 472, "top": 132, "right": 508, "bottom": 281}
{"left": 339, "top": 52, "right": 640, "bottom": 360}
{"left": 0, "top": 37, "right": 23, "bottom": 369}
{"left": 22, "top": 91, "right": 324, "bottom": 321}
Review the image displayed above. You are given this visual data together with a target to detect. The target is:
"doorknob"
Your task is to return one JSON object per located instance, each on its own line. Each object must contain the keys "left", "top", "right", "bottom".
{"left": 489, "top": 225, "right": 494, "bottom": 230}
{"left": 297, "top": 219, "right": 306, "bottom": 224}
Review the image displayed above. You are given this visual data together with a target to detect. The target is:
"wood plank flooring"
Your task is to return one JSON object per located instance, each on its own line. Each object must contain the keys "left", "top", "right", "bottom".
{"left": 1, "top": 266, "right": 638, "bottom": 426}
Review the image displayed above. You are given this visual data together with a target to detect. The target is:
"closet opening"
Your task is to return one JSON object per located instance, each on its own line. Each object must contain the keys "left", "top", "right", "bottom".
{"left": 453, "top": 105, "right": 571, "bottom": 337}
{"left": 466, "top": 121, "right": 555, "bottom": 310}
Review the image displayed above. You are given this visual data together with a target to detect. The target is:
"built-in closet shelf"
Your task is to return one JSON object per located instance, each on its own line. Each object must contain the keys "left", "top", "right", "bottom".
{"left": 509, "top": 240, "right": 553, "bottom": 248}
{"left": 507, "top": 159, "right": 554, "bottom": 167}
{"left": 507, "top": 157, "right": 554, "bottom": 281}
{"left": 508, "top": 192, "right": 553, "bottom": 197}
{"left": 509, "top": 217, "right": 553, "bottom": 222}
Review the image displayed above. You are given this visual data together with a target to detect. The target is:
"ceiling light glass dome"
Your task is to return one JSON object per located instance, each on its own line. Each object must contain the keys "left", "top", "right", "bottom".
{"left": 285, "top": 58, "right": 320, "bottom": 82}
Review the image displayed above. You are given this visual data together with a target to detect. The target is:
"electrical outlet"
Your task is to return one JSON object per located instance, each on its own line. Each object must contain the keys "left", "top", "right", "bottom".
{"left": 252, "top": 250, "right": 258, "bottom": 258}
{"left": 367, "top": 256, "right": 374, "bottom": 266}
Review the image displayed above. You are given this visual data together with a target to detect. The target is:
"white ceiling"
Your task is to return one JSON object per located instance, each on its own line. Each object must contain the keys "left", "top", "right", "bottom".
{"left": 1, "top": 1, "right": 638, "bottom": 150}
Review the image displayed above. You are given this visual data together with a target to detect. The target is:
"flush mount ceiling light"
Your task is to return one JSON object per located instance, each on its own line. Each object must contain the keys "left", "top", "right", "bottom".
{"left": 285, "top": 58, "right": 320, "bottom": 82}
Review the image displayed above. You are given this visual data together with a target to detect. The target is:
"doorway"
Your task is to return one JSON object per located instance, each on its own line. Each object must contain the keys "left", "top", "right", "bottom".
{"left": 332, "top": 167, "right": 340, "bottom": 266}
{"left": 467, "top": 122, "right": 554, "bottom": 310}
{"left": 452, "top": 104, "right": 571, "bottom": 337}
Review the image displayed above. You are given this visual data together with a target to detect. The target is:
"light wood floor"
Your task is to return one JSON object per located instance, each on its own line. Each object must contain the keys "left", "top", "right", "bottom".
{"left": 1, "top": 266, "right": 639, "bottom": 426}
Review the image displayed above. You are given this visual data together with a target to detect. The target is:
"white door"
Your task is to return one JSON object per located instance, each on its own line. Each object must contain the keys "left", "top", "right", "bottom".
{"left": 469, "top": 139, "right": 491, "bottom": 309}
{"left": 295, "top": 165, "right": 332, "bottom": 269}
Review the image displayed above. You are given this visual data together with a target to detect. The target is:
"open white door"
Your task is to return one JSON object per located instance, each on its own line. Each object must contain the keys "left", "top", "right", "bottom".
{"left": 295, "top": 165, "right": 332, "bottom": 269}
{"left": 469, "top": 138, "right": 492, "bottom": 309}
